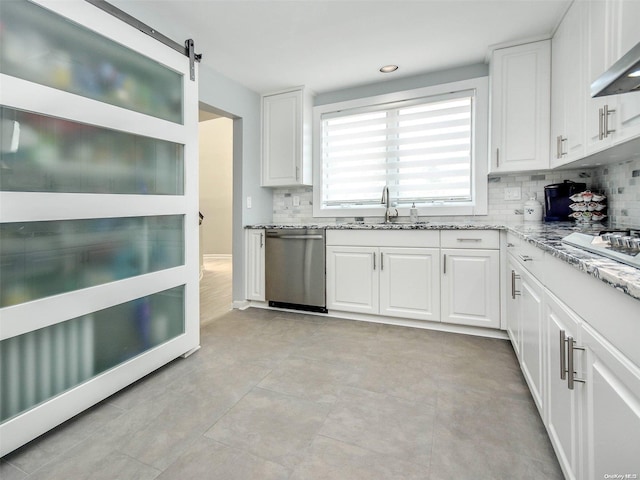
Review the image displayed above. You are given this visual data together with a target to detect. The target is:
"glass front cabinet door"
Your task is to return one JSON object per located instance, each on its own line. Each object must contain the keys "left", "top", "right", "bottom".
{"left": 0, "top": 0, "right": 200, "bottom": 456}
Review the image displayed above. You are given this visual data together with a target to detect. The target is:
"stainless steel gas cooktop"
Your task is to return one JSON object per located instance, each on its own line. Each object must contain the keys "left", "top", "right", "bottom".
{"left": 562, "top": 229, "right": 640, "bottom": 269}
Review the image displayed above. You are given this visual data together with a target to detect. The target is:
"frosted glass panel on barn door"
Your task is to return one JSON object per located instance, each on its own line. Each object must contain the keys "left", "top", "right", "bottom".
{"left": 0, "top": 0, "right": 183, "bottom": 123}
{"left": 0, "top": 0, "right": 199, "bottom": 457}
{"left": 0, "top": 106, "right": 184, "bottom": 195}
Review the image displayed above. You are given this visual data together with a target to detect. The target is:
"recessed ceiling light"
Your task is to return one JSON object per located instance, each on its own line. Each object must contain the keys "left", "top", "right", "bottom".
{"left": 380, "top": 65, "right": 398, "bottom": 73}
{"left": 628, "top": 69, "right": 640, "bottom": 78}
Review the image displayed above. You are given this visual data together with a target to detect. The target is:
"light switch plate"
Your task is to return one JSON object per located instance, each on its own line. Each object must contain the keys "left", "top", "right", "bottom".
{"left": 504, "top": 187, "right": 521, "bottom": 201}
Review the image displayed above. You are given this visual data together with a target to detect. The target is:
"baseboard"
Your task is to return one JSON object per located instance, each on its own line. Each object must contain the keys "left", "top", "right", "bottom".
{"left": 240, "top": 303, "right": 508, "bottom": 340}
{"left": 233, "top": 300, "right": 250, "bottom": 310}
{"left": 203, "top": 254, "right": 232, "bottom": 260}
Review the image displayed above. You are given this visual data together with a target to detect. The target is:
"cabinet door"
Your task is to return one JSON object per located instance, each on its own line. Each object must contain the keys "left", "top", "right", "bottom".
{"left": 506, "top": 257, "right": 522, "bottom": 358}
{"left": 612, "top": 0, "right": 640, "bottom": 143}
{"left": 326, "top": 246, "right": 378, "bottom": 314}
{"left": 262, "top": 89, "right": 302, "bottom": 187}
{"left": 490, "top": 40, "right": 551, "bottom": 172}
{"left": 581, "top": 323, "right": 640, "bottom": 480}
{"left": 379, "top": 247, "right": 440, "bottom": 322}
{"left": 245, "top": 230, "right": 265, "bottom": 301}
{"left": 550, "top": 0, "right": 586, "bottom": 167}
{"left": 545, "top": 293, "right": 582, "bottom": 480}
{"left": 519, "top": 267, "right": 545, "bottom": 413}
{"left": 585, "top": 0, "right": 618, "bottom": 154}
{"left": 0, "top": 0, "right": 198, "bottom": 457}
{"left": 441, "top": 249, "right": 500, "bottom": 328}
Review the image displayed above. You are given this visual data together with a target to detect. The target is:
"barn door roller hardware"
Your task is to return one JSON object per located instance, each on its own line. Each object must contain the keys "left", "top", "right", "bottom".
{"left": 85, "top": 0, "right": 202, "bottom": 80}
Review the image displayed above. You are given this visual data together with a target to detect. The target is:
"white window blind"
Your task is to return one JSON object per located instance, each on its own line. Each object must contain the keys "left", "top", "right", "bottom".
{"left": 320, "top": 91, "right": 474, "bottom": 208}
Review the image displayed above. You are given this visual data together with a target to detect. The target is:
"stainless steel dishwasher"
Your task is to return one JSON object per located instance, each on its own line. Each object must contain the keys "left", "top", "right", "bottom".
{"left": 265, "top": 228, "right": 327, "bottom": 313}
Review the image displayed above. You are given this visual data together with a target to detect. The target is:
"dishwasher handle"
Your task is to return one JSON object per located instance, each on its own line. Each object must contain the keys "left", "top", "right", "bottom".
{"left": 267, "top": 234, "right": 324, "bottom": 240}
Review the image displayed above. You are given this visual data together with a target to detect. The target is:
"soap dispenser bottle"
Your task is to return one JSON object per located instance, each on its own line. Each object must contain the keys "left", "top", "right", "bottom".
{"left": 409, "top": 203, "right": 418, "bottom": 223}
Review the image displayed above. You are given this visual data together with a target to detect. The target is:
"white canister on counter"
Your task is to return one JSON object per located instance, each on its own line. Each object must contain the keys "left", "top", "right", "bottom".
{"left": 523, "top": 194, "right": 543, "bottom": 222}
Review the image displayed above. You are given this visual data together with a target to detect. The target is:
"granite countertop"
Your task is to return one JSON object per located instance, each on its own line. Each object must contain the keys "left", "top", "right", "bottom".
{"left": 245, "top": 221, "right": 640, "bottom": 302}
{"left": 246, "top": 222, "right": 506, "bottom": 230}
{"left": 506, "top": 222, "right": 640, "bottom": 301}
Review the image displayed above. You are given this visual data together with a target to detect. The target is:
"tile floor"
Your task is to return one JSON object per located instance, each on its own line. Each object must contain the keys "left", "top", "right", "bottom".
{"left": 0, "top": 259, "right": 563, "bottom": 479}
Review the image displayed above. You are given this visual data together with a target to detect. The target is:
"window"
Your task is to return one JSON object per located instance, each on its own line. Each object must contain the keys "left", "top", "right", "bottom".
{"left": 313, "top": 78, "right": 488, "bottom": 217}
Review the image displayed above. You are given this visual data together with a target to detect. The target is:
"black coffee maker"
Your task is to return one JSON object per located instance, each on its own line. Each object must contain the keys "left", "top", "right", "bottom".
{"left": 544, "top": 180, "right": 586, "bottom": 222}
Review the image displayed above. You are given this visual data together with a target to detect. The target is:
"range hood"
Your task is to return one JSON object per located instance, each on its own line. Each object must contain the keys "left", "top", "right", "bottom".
{"left": 591, "top": 41, "right": 640, "bottom": 97}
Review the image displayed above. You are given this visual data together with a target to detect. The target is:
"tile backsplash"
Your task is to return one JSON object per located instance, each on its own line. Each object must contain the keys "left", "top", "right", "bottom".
{"left": 591, "top": 157, "right": 640, "bottom": 227}
{"left": 272, "top": 157, "right": 640, "bottom": 227}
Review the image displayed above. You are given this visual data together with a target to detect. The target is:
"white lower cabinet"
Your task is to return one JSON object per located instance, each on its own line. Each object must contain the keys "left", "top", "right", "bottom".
{"left": 441, "top": 249, "right": 500, "bottom": 328}
{"left": 545, "top": 293, "right": 582, "bottom": 480}
{"left": 506, "top": 257, "right": 522, "bottom": 357}
{"left": 506, "top": 237, "right": 640, "bottom": 480}
{"left": 326, "top": 230, "right": 500, "bottom": 329}
{"left": 379, "top": 247, "right": 440, "bottom": 322}
{"left": 326, "top": 246, "right": 378, "bottom": 315}
{"left": 326, "top": 245, "right": 440, "bottom": 321}
{"left": 245, "top": 229, "right": 265, "bottom": 301}
{"left": 581, "top": 323, "right": 640, "bottom": 480}
{"left": 514, "top": 258, "right": 545, "bottom": 413}
{"left": 545, "top": 297, "right": 640, "bottom": 480}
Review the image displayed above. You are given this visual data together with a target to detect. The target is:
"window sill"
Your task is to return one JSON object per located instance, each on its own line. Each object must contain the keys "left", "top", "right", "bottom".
{"left": 313, "top": 204, "right": 488, "bottom": 218}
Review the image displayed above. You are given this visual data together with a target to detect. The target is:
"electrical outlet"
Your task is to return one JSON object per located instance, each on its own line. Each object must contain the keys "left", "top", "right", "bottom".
{"left": 246, "top": 196, "right": 252, "bottom": 209}
{"left": 293, "top": 196, "right": 300, "bottom": 207}
{"left": 504, "top": 187, "right": 522, "bottom": 201}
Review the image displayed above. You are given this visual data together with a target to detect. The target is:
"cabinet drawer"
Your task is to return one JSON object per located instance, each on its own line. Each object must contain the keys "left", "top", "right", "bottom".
{"left": 326, "top": 230, "right": 439, "bottom": 248}
{"left": 441, "top": 230, "right": 499, "bottom": 249}
{"left": 506, "top": 236, "right": 545, "bottom": 282}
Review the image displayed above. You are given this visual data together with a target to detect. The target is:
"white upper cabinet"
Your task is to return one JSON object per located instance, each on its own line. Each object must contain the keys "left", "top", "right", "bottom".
{"left": 610, "top": 0, "right": 640, "bottom": 143}
{"left": 490, "top": 40, "right": 551, "bottom": 173}
{"left": 261, "top": 87, "right": 313, "bottom": 187}
{"left": 550, "top": 1, "right": 586, "bottom": 167}
{"left": 583, "top": 0, "right": 640, "bottom": 155}
{"left": 585, "top": 0, "right": 619, "bottom": 153}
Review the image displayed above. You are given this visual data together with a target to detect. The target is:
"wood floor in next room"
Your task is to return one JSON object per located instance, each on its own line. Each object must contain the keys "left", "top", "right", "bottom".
{"left": 0, "top": 257, "right": 563, "bottom": 479}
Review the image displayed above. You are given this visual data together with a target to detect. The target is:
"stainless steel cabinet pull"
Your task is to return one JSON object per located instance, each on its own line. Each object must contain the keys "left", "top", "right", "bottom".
{"left": 518, "top": 254, "right": 533, "bottom": 262}
{"left": 511, "top": 270, "right": 521, "bottom": 299}
{"left": 560, "top": 330, "right": 567, "bottom": 380}
{"left": 380, "top": 252, "right": 384, "bottom": 270}
{"left": 443, "top": 254, "right": 447, "bottom": 274}
{"left": 260, "top": 233, "right": 263, "bottom": 248}
{"left": 457, "top": 238, "right": 481, "bottom": 242}
{"left": 557, "top": 136, "right": 567, "bottom": 158}
{"left": 599, "top": 107, "right": 604, "bottom": 140}
{"left": 373, "top": 252, "right": 376, "bottom": 270}
{"left": 567, "top": 336, "right": 585, "bottom": 390}
{"left": 296, "top": 166, "right": 299, "bottom": 180}
{"left": 496, "top": 148, "right": 500, "bottom": 168}
{"left": 604, "top": 104, "right": 616, "bottom": 138}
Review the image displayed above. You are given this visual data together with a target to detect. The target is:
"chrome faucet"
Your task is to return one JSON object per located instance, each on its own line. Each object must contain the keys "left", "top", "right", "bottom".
{"left": 381, "top": 185, "right": 398, "bottom": 223}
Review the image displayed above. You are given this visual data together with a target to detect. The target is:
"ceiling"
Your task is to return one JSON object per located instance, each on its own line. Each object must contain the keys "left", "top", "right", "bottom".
{"left": 110, "top": 0, "right": 571, "bottom": 95}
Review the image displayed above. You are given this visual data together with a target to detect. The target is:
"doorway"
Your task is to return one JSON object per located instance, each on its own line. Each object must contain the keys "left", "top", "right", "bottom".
{"left": 198, "top": 104, "right": 234, "bottom": 323}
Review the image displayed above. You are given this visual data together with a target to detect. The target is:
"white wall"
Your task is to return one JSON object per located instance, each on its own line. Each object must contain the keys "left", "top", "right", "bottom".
{"left": 315, "top": 63, "right": 489, "bottom": 105}
{"left": 198, "top": 65, "right": 271, "bottom": 303}
{"left": 199, "top": 117, "right": 233, "bottom": 255}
